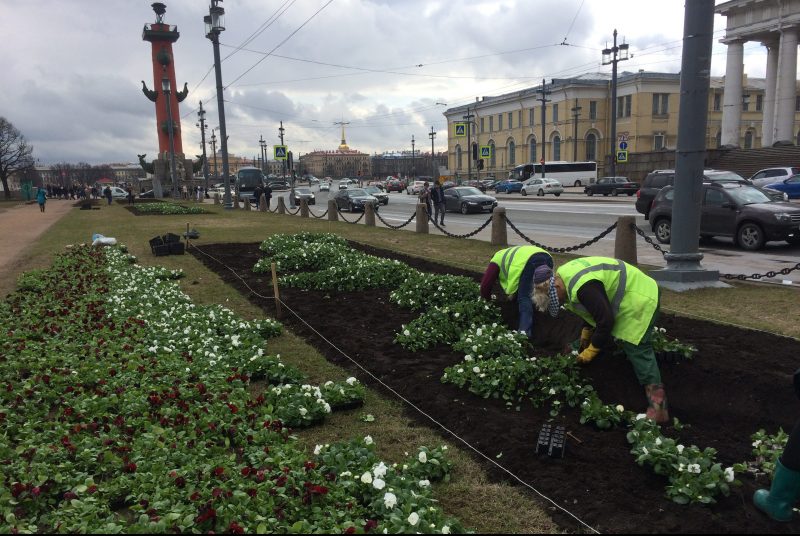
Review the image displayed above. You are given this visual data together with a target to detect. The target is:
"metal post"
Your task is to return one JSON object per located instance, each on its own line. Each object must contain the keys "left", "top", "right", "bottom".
{"left": 538, "top": 79, "right": 550, "bottom": 178}
{"left": 198, "top": 101, "right": 209, "bottom": 192}
{"left": 429, "top": 126, "right": 436, "bottom": 179}
{"left": 210, "top": 130, "right": 218, "bottom": 180}
{"left": 650, "top": 0, "right": 723, "bottom": 290}
{"left": 571, "top": 99, "right": 582, "bottom": 161}
{"left": 411, "top": 135, "right": 415, "bottom": 178}
{"left": 464, "top": 106, "right": 474, "bottom": 182}
{"left": 206, "top": 1, "right": 232, "bottom": 210}
{"left": 279, "top": 121, "right": 286, "bottom": 181}
{"left": 602, "top": 30, "right": 629, "bottom": 178}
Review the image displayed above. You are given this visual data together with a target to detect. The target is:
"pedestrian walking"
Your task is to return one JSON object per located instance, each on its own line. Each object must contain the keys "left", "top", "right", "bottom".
{"left": 418, "top": 181, "right": 432, "bottom": 220}
{"left": 103, "top": 186, "right": 112, "bottom": 205}
{"left": 127, "top": 187, "right": 134, "bottom": 205}
{"left": 431, "top": 182, "right": 447, "bottom": 226}
{"left": 264, "top": 183, "right": 273, "bottom": 210}
{"left": 533, "top": 256, "right": 668, "bottom": 423}
{"left": 36, "top": 187, "right": 47, "bottom": 213}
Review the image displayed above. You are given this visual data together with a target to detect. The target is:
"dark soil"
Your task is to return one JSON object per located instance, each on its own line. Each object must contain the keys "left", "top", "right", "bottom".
{"left": 190, "top": 241, "right": 800, "bottom": 534}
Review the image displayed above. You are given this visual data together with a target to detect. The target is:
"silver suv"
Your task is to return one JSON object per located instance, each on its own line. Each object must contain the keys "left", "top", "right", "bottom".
{"left": 749, "top": 167, "right": 800, "bottom": 188}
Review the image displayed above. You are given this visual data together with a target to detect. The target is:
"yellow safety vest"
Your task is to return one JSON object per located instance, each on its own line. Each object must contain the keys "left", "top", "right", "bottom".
{"left": 556, "top": 256, "right": 658, "bottom": 345}
{"left": 490, "top": 245, "right": 551, "bottom": 296}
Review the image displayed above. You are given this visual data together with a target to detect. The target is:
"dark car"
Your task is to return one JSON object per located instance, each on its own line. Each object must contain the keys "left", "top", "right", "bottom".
{"left": 648, "top": 182, "right": 800, "bottom": 250}
{"left": 585, "top": 176, "right": 639, "bottom": 197}
{"left": 464, "top": 179, "right": 486, "bottom": 192}
{"left": 443, "top": 186, "right": 497, "bottom": 214}
{"left": 267, "top": 180, "right": 289, "bottom": 191}
{"left": 364, "top": 186, "right": 389, "bottom": 205}
{"left": 293, "top": 187, "right": 316, "bottom": 205}
{"left": 333, "top": 188, "right": 379, "bottom": 212}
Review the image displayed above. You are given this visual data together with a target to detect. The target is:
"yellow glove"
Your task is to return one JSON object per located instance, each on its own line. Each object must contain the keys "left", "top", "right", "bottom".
{"left": 577, "top": 343, "right": 601, "bottom": 364}
{"left": 579, "top": 327, "right": 594, "bottom": 352}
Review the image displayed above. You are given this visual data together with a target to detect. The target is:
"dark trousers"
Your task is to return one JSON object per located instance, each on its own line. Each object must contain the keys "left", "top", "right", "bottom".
{"left": 433, "top": 202, "right": 446, "bottom": 224}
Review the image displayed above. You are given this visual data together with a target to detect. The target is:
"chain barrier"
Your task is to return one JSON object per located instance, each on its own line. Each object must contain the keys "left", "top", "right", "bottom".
{"left": 335, "top": 206, "right": 366, "bottom": 224}
{"left": 632, "top": 224, "right": 668, "bottom": 257}
{"left": 429, "top": 211, "right": 493, "bottom": 238}
{"left": 286, "top": 206, "right": 301, "bottom": 216}
{"left": 374, "top": 207, "right": 417, "bottom": 229}
{"left": 309, "top": 207, "right": 329, "bottom": 219}
{"left": 506, "top": 217, "right": 618, "bottom": 253}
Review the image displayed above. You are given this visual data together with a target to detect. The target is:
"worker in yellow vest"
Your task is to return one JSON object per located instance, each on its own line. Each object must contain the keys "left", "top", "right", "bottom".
{"left": 480, "top": 245, "right": 554, "bottom": 338}
{"left": 533, "top": 256, "right": 668, "bottom": 423}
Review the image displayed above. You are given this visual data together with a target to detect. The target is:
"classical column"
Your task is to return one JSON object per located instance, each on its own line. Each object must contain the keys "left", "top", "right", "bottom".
{"left": 773, "top": 27, "right": 798, "bottom": 145}
{"left": 762, "top": 40, "right": 779, "bottom": 147}
{"left": 721, "top": 40, "right": 745, "bottom": 147}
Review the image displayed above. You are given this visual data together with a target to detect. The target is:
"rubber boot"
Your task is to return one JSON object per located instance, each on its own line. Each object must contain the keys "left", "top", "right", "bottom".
{"left": 754, "top": 459, "right": 800, "bottom": 522}
{"left": 644, "top": 383, "right": 669, "bottom": 424}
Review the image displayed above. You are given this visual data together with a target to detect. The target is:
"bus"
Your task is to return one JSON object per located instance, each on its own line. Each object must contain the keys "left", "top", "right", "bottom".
{"left": 509, "top": 161, "right": 597, "bottom": 187}
{"left": 236, "top": 167, "right": 266, "bottom": 202}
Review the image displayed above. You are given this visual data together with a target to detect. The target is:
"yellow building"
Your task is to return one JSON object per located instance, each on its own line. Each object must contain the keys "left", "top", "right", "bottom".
{"left": 298, "top": 126, "right": 370, "bottom": 179}
{"left": 444, "top": 71, "right": 800, "bottom": 179}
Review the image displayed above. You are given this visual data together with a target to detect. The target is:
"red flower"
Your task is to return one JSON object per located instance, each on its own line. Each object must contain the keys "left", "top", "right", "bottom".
{"left": 195, "top": 507, "right": 216, "bottom": 524}
{"left": 86, "top": 485, "right": 98, "bottom": 494}
{"left": 211, "top": 487, "right": 223, "bottom": 498}
{"left": 364, "top": 520, "right": 378, "bottom": 532}
{"left": 344, "top": 527, "right": 356, "bottom": 534}
{"left": 227, "top": 403, "right": 239, "bottom": 414}
{"left": 228, "top": 522, "right": 244, "bottom": 534}
{"left": 123, "top": 462, "right": 137, "bottom": 473}
{"left": 63, "top": 491, "right": 78, "bottom": 501}
{"left": 30, "top": 487, "right": 41, "bottom": 498}
{"left": 189, "top": 492, "right": 201, "bottom": 501}
{"left": 241, "top": 467, "right": 252, "bottom": 477}
{"left": 212, "top": 466, "right": 225, "bottom": 478}
{"left": 175, "top": 477, "right": 186, "bottom": 488}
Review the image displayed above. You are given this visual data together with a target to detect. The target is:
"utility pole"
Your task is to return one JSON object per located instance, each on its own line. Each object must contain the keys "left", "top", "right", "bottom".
{"left": 210, "top": 130, "right": 218, "bottom": 180}
{"left": 463, "top": 106, "right": 475, "bottom": 182}
{"left": 571, "top": 99, "right": 582, "bottom": 162}
{"left": 259, "top": 135, "right": 266, "bottom": 174}
{"left": 411, "top": 135, "right": 416, "bottom": 178}
{"left": 537, "top": 79, "right": 550, "bottom": 178}
{"left": 278, "top": 122, "right": 286, "bottom": 180}
{"left": 429, "top": 126, "right": 436, "bottom": 180}
{"left": 602, "top": 29, "right": 630, "bottom": 177}
{"left": 197, "top": 101, "right": 209, "bottom": 191}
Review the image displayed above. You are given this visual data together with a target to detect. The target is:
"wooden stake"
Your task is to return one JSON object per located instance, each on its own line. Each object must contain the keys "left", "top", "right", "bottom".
{"left": 270, "top": 262, "right": 282, "bottom": 318}
{"left": 566, "top": 431, "right": 583, "bottom": 444}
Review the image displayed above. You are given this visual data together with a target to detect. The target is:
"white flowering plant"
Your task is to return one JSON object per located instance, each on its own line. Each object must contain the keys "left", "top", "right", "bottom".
{"left": 320, "top": 378, "right": 366, "bottom": 410}
{"left": 280, "top": 255, "right": 416, "bottom": 292}
{"left": 253, "top": 240, "right": 355, "bottom": 274}
{"left": 394, "top": 299, "right": 502, "bottom": 351}
{"left": 452, "top": 323, "right": 529, "bottom": 361}
{"left": 739, "top": 428, "right": 789, "bottom": 476}
{"left": 389, "top": 272, "right": 479, "bottom": 311}
{"left": 626, "top": 415, "right": 738, "bottom": 504}
{"left": 650, "top": 326, "right": 698, "bottom": 360}
{"left": 133, "top": 202, "right": 208, "bottom": 215}
{"left": 258, "top": 232, "right": 348, "bottom": 257}
{"left": 579, "top": 394, "right": 630, "bottom": 430}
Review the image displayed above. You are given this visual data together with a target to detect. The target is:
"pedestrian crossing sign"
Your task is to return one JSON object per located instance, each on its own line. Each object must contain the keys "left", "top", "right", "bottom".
{"left": 274, "top": 145, "right": 288, "bottom": 160}
{"left": 480, "top": 145, "right": 493, "bottom": 158}
{"left": 616, "top": 150, "right": 628, "bottom": 163}
{"left": 454, "top": 122, "right": 467, "bottom": 137}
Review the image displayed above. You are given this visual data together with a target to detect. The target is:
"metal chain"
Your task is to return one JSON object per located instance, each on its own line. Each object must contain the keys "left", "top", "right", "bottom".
{"left": 335, "top": 206, "right": 366, "bottom": 224}
{"left": 286, "top": 206, "right": 301, "bottom": 216}
{"left": 374, "top": 208, "right": 417, "bottom": 229}
{"left": 506, "top": 217, "right": 618, "bottom": 253}
{"left": 632, "top": 225, "right": 668, "bottom": 257}
{"left": 309, "top": 207, "right": 329, "bottom": 219}
{"left": 429, "top": 212, "right": 493, "bottom": 238}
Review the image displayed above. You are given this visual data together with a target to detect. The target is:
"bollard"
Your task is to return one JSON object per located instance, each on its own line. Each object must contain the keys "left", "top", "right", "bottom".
{"left": 614, "top": 215, "right": 638, "bottom": 265}
{"left": 491, "top": 207, "right": 507, "bottom": 246}
{"left": 244, "top": 197, "right": 252, "bottom": 211}
{"left": 415, "top": 203, "right": 429, "bottom": 234}
{"left": 365, "top": 202, "right": 376, "bottom": 227}
{"left": 214, "top": 193, "right": 220, "bottom": 205}
{"left": 259, "top": 193, "right": 267, "bottom": 212}
{"left": 300, "top": 198, "right": 309, "bottom": 218}
{"left": 328, "top": 199, "right": 338, "bottom": 221}
{"left": 277, "top": 197, "right": 286, "bottom": 214}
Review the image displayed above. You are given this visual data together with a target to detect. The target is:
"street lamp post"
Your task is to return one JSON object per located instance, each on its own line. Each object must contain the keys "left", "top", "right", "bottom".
{"left": 429, "top": 127, "right": 436, "bottom": 179}
{"left": 602, "top": 29, "right": 630, "bottom": 177}
{"left": 210, "top": 129, "right": 218, "bottom": 180}
{"left": 571, "top": 99, "right": 582, "bottom": 162}
{"left": 411, "top": 135, "right": 415, "bottom": 178}
{"left": 197, "top": 101, "right": 210, "bottom": 192}
{"left": 161, "top": 77, "right": 179, "bottom": 198}
{"left": 205, "top": 0, "right": 232, "bottom": 209}
{"left": 259, "top": 135, "right": 266, "bottom": 173}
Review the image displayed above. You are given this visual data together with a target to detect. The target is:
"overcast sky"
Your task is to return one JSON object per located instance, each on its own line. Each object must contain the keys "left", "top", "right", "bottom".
{"left": 1, "top": 1, "right": 771, "bottom": 166}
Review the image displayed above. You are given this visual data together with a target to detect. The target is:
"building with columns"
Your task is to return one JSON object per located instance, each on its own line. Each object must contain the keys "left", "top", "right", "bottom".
{"left": 717, "top": 0, "right": 800, "bottom": 147}
{"left": 298, "top": 126, "right": 371, "bottom": 179}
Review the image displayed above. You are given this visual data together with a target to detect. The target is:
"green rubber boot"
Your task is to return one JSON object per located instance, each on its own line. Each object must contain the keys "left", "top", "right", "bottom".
{"left": 754, "top": 459, "right": 800, "bottom": 522}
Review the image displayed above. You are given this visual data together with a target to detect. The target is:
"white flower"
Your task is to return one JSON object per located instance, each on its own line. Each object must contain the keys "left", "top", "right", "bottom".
{"left": 475, "top": 328, "right": 482, "bottom": 336}
{"left": 688, "top": 463, "right": 701, "bottom": 474}
{"left": 383, "top": 492, "right": 397, "bottom": 509}
{"left": 442, "top": 526, "right": 451, "bottom": 534}
{"left": 752, "top": 439, "right": 762, "bottom": 448}
{"left": 314, "top": 444, "right": 323, "bottom": 455}
{"left": 360, "top": 472, "right": 373, "bottom": 484}
{"left": 364, "top": 435, "right": 374, "bottom": 445}
{"left": 724, "top": 467, "right": 735, "bottom": 483}
{"left": 655, "top": 437, "right": 662, "bottom": 446}
{"left": 676, "top": 444, "right": 685, "bottom": 454}
{"left": 418, "top": 451, "right": 427, "bottom": 463}
{"left": 635, "top": 413, "right": 647, "bottom": 421}
{"left": 373, "top": 462, "right": 388, "bottom": 478}
{"left": 418, "top": 479, "right": 430, "bottom": 487}
{"left": 346, "top": 377, "right": 357, "bottom": 385}
{"left": 403, "top": 329, "right": 411, "bottom": 336}
{"left": 407, "top": 512, "right": 420, "bottom": 526}
{"left": 615, "top": 405, "right": 624, "bottom": 412}
{"left": 340, "top": 471, "right": 352, "bottom": 478}
{"left": 548, "top": 388, "right": 556, "bottom": 395}
{"left": 373, "top": 478, "right": 386, "bottom": 490}
{"left": 299, "top": 407, "right": 307, "bottom": 416}
{"left": 472, "top": 366, "right": 480, "bottom": 373}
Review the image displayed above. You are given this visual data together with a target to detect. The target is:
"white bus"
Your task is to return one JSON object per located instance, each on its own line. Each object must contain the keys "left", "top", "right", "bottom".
{"left": 509, "top": 161, "right": 597, "bottom": 187}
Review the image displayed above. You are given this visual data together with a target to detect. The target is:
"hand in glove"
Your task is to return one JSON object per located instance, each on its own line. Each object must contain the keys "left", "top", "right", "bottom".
{"left": 577, "top": 343, "right": 601, "bottom": 364}
{"left": 579, "top": 327, "right": 594, "bottom": 352}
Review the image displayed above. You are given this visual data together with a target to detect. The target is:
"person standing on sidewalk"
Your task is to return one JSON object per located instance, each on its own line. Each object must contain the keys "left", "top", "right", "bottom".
{"left": 418, "top": 181, "right": 432, "bottom": 220}
{"left": 431, "top": 182, "right": 447, "bottom": 227}
{"left": 36, "top": 187, "right": 47, "bottom": 213}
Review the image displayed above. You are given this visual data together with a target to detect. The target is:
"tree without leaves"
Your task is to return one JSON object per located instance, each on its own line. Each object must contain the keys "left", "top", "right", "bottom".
{"left": 0, "top": 117, "right": 35, "bottom": 200}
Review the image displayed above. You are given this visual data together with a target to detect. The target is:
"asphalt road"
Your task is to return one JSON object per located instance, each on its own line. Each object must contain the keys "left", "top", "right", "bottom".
{"left": 271, "top": 183, "right": 800, "bottom": 285}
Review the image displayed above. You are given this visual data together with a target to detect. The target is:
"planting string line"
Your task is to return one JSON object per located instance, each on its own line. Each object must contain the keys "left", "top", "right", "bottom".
{"left": 274, "top": 295, "right": 602, "bottom": 535}
{"left": 187, "top": 242, "right": 601, "bottom": 534}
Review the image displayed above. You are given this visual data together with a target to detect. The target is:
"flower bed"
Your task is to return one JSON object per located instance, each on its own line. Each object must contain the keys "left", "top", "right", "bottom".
{"left": 126, "top": 202, "right": 209, "bottom": 215}
{"left": 0, "top": 245, "right": 462, "bottom": 533}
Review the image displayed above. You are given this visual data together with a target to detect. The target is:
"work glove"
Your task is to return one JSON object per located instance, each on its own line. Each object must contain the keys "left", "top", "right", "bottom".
{"left": 577, "top": 343, "right": 601, "bottom": 364}
{"left": 579, "top": 327, "right": 594, "bottom": 352}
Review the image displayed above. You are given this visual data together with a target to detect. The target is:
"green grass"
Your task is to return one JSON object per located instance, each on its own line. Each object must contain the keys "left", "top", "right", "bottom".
{"left": 5, "top": 201, "right": 799, "bottom": 533}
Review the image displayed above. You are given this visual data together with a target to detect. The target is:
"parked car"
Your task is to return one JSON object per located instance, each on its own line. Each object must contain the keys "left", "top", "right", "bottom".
{"left": 307, "top": 176, "right": 320, "bottom": 185}
{"left": 749, "top": 167, "right": 800, "bottom": 188}
{"left": 648, "top": 181, "right": 800, "bottom": 250}
{"left": 319, "top": 181, "right": 330, "bottom": 192}
{"left": 267, "top": 180, "right": 289, "bottom": 191}
{"left": 463, "top": 179, "right": 486, "bottom": 192}
{"left": 584, "top": 176, "right": 638, "bottom": 197}
{"left": 442, "top": 181, "right": 456, "bottom": 189}
{"left": 406, "top": 180, "right": 427, "bottom": 195}
{"left": 763, "top": 174, "right": 800, "bottom": 199}
{"left": 443, "top": 186, "right": 497, "bottom": 214}
{"left": 480, "top": 179, "right": 496, "bottom": 190}
{"left": 333, "top": 188, "right": 379, "bottom": 212}
{"left": 107, "top": 186, "right": 129, "bottom": 199}
{"left": 338, "top": 179, "right": 352, "bottom": 190}
{"left": 493, "top": 179, "right": 524, "bottom": 194}
{"left": 293, "top": 187, "right": 316, "bottom": 205}
{"left": 386, "top": 179, "right": 404, "bottom": 193}
{"left": 521, "top": 178, "right": 564, "bottom": 197}
{"left": 636, "top": 169, "right": 752, "bottom": 219}
{"left": 364, "top": 186, "right": 389, "bottom": 205}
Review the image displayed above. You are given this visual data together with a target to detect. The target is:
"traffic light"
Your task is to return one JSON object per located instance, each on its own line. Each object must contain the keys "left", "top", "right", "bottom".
{"left": 472, "top": 143, "right": 478, "bottom": 161}
{"left": 477, "top": 159, "right": 484, "bottom": 170}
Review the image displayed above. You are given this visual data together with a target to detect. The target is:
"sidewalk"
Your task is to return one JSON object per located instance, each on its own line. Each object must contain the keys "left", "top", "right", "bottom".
{"left": 0, "top": 200, "right": 74, "bottom": 289}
